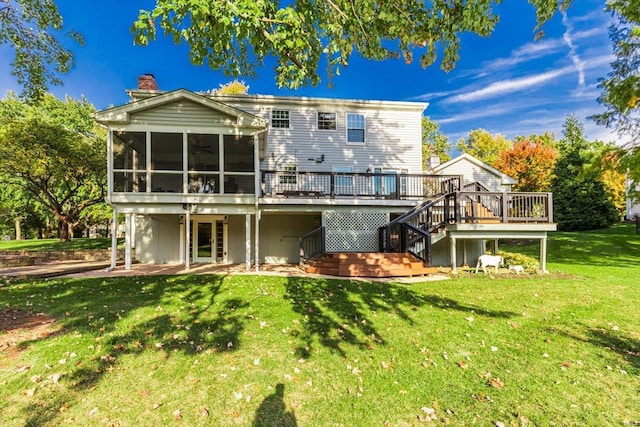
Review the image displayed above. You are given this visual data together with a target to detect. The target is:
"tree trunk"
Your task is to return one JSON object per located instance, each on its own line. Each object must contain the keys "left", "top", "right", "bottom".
{"left": 14, "top": 216, "right": 22, "bottom": 240}
{"left": 59, "top": 220, "right": 70, "bottom": 242}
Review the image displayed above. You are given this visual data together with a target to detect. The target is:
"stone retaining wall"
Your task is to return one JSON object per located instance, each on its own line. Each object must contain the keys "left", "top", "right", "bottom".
{"left": 0, "top": 249, "right": 129, "bottom": 268}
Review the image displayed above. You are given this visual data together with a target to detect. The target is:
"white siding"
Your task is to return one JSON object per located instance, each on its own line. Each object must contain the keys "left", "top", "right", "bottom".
{"left": 437, "top": 160, "right": 507, "bottom": 192}
{"left": 259, "top": 214, "right": 320, "bottom": 263}
{"left": 136, "top": 215, "right": 182, "bottom": 263}
{"left": 223, "top": 100, "right": 423, "bottom": 174}
{"left": 130, "top": 100, "right": 237, "bottom": 127}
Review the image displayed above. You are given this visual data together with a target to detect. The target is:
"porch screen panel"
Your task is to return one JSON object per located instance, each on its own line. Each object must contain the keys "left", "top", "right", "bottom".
{"left": 151, "top": 132, "right": 183, "bottom": 193}
{"left": 188, "top": 133, "right": 219, "bottom": 193}
{"left": 112, "top": 131, "right": 146, "bottom": 192}
{"left": 223, "top": 135, "right": 255, "bottom": 194}
{"left": 151, "top": 132, "right": 183, "bottom": 171}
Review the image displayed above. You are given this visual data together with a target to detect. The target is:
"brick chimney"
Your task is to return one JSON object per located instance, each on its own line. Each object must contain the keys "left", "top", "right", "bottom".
{"left": 137, "top": 74, "right": 158, "bottom": 90}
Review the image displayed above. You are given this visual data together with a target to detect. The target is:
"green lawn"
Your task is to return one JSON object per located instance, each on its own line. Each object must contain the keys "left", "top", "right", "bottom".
{"left": 0, "top": 238, "right": 121, "bottom": 252}
{"left": 1, "top": 225, "right": 639, "bottom": 426}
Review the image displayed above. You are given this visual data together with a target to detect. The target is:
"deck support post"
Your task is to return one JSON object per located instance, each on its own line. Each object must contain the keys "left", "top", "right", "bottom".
{"left": 245, "top": 213, "right": 251, "bottom": 271}
{"left": 540, "top": 235, "right": 548, "bottom": 273}
{"left": 124, "top": 213, "right": 132, "bottom": 270}
{"left": 450, "top": 236, "right": 458, "bottom": 274}
{"left": 493, "top": 239, "right": 499, "bottom": 254}
{"left": 255, "top": 211, "right": 260, "bottom": 272}
{"left": 185, "top": 211, "right": 190, "bottom": 270}
{"left": 110, "top": 207, "right": 118, "bottom": 270}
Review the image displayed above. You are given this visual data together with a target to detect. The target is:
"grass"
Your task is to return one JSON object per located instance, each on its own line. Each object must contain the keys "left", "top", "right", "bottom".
{"left": 1, "top": 225, "right": 639, "bottom": 426}
{"left": 0, "top": 238, "right": 122, "bottom": 252}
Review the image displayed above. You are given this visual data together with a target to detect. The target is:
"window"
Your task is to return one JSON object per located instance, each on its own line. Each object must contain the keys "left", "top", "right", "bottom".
{"left": 279, "top": 164, "right": 297, "bottom": 185}
{"left": 346, "top": 113, "right": 365, "bottom": 143}
{"left": 271, "top": 110, "right": 290, "bottom": 128}
{"left": 317, "top": 112, "right": 336, "bottom": 130}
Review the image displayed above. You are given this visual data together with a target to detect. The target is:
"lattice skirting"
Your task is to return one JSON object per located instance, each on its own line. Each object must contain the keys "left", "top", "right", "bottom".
{"left": 323, "top": 211, "right": 389, "bottom": 252}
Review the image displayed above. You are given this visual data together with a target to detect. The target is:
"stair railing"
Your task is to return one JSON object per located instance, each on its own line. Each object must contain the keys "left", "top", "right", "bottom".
{"left": 379, "top": 192, "right": 457, "bottom": 264}
{"left": 299, "top": 226, "right": 325, "bottom": 263}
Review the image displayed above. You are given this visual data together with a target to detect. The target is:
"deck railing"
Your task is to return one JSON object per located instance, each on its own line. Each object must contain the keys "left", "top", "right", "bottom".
{"left": 459, "top": 191, "right": 553, "bottom": 223}
{"left": 261, "top": 171, "right": 462, "bottom": 199}
{"left": 299, "top": 226, "right": 325, "bottom": 262}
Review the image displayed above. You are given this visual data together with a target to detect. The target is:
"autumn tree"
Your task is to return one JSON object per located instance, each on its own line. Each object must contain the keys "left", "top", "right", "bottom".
{"left": 551, "top": 115, "right": 619, "bottom": 231}
{"left": 132, "top": 0, "right": 572, "bottom": 89}
{"left": 422, "top": 116, "right": 451, "bottom": 169}
{"left": 0, "top": 0, "right": 83, "bottom": 99}
{"left": 0, "top": 93, "right": 107, "bottom": 242}
{"left": 456, "top": 128, "right": 511, "bottom": 165}
{"left": 210, "top": 80, "right": 250, "bottom": 95}
{"left": 494, "top": 137, "right": 559, "bottom": 192}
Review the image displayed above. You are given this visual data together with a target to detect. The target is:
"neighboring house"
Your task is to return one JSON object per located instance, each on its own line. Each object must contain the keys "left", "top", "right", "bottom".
{"left": 626, "top": 177, "right": 640, "bottom": 220}
{"left": 432, "top": 153, "right": 517, "bottom": 191}
{"left": 95, "top": 75, "right": 556, "bottom": 275}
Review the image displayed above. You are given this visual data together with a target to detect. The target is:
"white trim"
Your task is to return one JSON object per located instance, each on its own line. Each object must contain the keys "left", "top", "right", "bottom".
{"left": 345, "top": 113, "right": 366, "bottom": 145}
{"left": 270, "top": 108, "right": 291, "bottom": 129}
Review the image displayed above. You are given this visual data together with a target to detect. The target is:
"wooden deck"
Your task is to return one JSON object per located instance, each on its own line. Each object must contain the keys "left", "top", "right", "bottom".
{"left": 301, "top": 252, "right": 436, "bottom": 278}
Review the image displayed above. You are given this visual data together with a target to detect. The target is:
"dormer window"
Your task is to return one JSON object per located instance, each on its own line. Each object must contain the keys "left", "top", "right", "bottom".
{"left": 271, "top": 110, "right": 290, "bottom": 128}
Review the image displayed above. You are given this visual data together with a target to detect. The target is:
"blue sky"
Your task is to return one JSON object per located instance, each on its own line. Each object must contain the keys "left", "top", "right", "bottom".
{"left": 0, "top": 0, "right": 615, "bottom": 145}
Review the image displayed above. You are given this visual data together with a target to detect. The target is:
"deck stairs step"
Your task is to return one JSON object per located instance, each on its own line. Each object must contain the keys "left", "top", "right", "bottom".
{"left": 301, "top": 252, "right": 433, "bottom": 278}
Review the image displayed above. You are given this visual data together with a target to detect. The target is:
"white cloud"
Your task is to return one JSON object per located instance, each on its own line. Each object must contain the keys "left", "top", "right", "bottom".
{"left": 444, "top": 66, "right": 575, "bottom": 103}
{"left": 561, "top": 11, "right": 586, "bottom": 86}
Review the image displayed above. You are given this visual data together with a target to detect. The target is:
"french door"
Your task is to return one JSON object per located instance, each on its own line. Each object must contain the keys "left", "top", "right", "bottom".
{"left": 191, "top": 216, "right": 227, "bottom": 263}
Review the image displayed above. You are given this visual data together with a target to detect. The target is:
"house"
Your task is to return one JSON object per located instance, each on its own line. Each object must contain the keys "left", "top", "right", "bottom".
{"left": 95, "top": 75, "right": 556, "bottom": 276}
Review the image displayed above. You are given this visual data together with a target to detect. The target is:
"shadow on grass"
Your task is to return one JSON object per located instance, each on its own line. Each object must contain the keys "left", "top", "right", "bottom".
{"left": 6, "top": 273, "right": 247, "bottom": 418}
{"left": 252, "top": 383, "right": 297, "bottom": 427}
{"left": 285, "top": 276, "right": 517, "bottom": 358}
{"left": 560, "top": 325, "right": 640, "bottom": 372}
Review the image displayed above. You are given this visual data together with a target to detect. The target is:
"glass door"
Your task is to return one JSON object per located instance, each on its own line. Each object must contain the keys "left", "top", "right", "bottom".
{"left": 192, "top": 217, "right": 227, "bottom": 263}
{"left": 195, "top": 222, "right": 213, "bottom": 262}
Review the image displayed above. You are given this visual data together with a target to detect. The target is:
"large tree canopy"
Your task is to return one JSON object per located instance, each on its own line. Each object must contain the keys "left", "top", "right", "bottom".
{"left": 0, "top": 93, "right": 106, "bottom": 241}
{"left": 455, "top": 128, "right": 511, "bottom": 165}
{"left": 591, "top": 0, "right": 640, "bottom": 147}
{"left": 132, "top": 0, "right": 572, "bottom": 89}
{"left": 0, "top": 0, "right": 83, "bottom": 100}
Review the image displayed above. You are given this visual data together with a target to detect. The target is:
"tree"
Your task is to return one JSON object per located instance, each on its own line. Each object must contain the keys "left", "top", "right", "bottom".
{"left": 422, "top": 116, "right": 451, "bottom": 169}
{"left": 0, "top": 0, "right": 83, "bottom": 100}
{"left": 132, "top": 0, "right": 572, "bottom": 89}
{"left": 210, "top": 80, "right": 250, "bottom": 95}
{"left": 590, "top": 0, "right": 640, "bottom": 147}
{"left": 0, "top": 93, "right": 107, "bottom": 242}
{"left": 456, "top": 128, "right": 511, "bottom": 165}
{"left": 494, "top": 137, "right": 559, "bottom": 192}
{"left": 551, "top": 115, "right": 619, "bottom": 231}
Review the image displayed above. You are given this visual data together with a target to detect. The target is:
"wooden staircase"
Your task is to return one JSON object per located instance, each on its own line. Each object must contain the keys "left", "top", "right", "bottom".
{"left": 301, "top": 252, "right": 434, "bottom": 278}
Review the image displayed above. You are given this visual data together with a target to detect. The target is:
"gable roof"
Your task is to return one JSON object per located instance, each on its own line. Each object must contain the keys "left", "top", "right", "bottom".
{"left": 94, "top": 88, "right": 268, "bottom": 129}
{"left": 434, "top": 153, "right": 517, "bottom": 185}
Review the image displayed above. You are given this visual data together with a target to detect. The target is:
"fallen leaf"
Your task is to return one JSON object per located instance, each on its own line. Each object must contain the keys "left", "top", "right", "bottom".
{"left": 23, "top": 388, "right": 36, "bottom": 397}
{"left": 457, "top": 361, "right": 469, "bottom": 369}
{"left": 141, "top": 390, "right": 150, "bottom": 397}
{"left": 88, "top": 407, "right": 98, "bottom": 416}
{"left": 173, "top": 409, "right": 182, "bottom": 421}
{"left": 233, "top": 391, "right": 243, "bottom": 400}
{"left": 488, "top": 377, "right": 504, "bottom": 389}
{"left": 200, "top": 407, "right": 209, "bottom": 418}
{"left": 495, "top": 422, "right": 505, "bottom": 427}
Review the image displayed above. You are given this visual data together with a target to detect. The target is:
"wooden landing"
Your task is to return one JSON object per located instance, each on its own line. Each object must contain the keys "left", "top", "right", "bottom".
{"left": 301, "top": 252, "right": 434, "bottom": 278}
